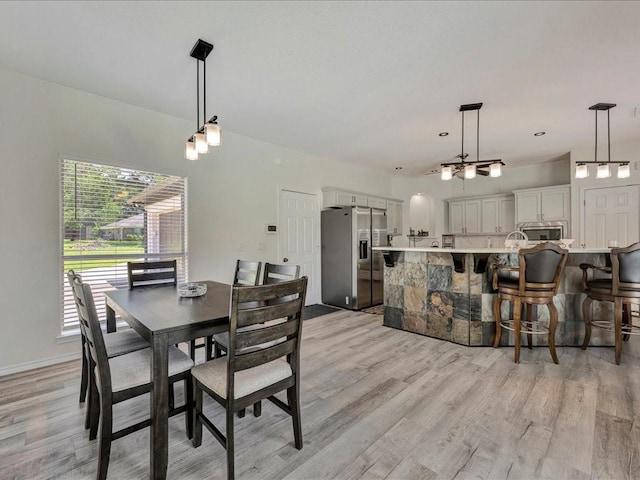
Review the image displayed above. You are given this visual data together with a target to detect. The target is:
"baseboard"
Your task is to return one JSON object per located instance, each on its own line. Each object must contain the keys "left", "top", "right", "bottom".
{"left": 0, "top": 352, "right": 80, "bottom": 377}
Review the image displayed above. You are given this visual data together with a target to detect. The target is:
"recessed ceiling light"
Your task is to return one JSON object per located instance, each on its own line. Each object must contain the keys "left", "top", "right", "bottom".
{"left": 438, "top": 132, "right": 449, "bottom": 137}
{"left": 395, "top": 166, "right": 403, "bottom": 170}
{"left": 534, "top": 131, "right": 546, "bottom": 136}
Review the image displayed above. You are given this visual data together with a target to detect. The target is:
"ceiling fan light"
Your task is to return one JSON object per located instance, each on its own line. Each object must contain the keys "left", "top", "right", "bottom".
{"left": 185, "top": 138, "right": 198, "bottom": 160}
{"left": 205, "top": 120, "right": 221, "bottom": 146}
{"left": 617, "top": 163, "right": 630, "bottom": 178}
{"left": 194, "top": 132, "right": 209, "bottom": 153}
{"left": 441, "top": 166, "right": 453, "bottom": 180}
{"left": 596, "top": 163, "right": 611, "bottom": 179}
{"left": 489, "top": 163, "right": 502, "bottom": 177}
{"left": 575, "top": 163, "right": 589, "bottom": 179}
{"left": 464, "top": 164, "right": 476, "bottom": 179}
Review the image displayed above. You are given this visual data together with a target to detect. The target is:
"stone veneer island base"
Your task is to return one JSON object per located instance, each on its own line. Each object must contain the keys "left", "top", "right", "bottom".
{"left": 377, "top": 247, "right": 614, "bottom": 347}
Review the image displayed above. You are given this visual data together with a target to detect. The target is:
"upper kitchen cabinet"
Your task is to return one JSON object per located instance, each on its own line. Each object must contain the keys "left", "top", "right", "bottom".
{"left": 481, "top": 195, "right": 515, "bottom": 234}
{"left": 514, "top": 185, "right": 570, "bottom": 224}
{"left": 386, "top": 200, "right": 403, "bottom": 235}
{"left": 447, "top": 194, "right": 514, "bottom": 235}
{"left": 323, "top": 188, "right": 369, "bottom": 208}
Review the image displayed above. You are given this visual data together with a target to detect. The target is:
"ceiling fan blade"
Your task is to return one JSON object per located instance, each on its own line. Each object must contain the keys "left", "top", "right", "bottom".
{"left": 476, "top": 169, "right": 490, "bottom": 176}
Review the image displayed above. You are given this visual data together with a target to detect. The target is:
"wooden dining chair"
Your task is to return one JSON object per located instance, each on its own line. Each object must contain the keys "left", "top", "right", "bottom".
{"left": 581, "top": 242, "right": 640, "bottom": 364}
{"left": 492, "top": 243, "right": 568, "bottom": 364}
{"left": 70, "top": 272, "right": 194, "bottom": 480}
{"left": 212, "top": 262, "right": 300, "bottom": 417}
{"left": 67, "top": 270, "right": 148, "bottom": 432}
{"left": 192, "top": 276, "right": 308, "bottom": 480}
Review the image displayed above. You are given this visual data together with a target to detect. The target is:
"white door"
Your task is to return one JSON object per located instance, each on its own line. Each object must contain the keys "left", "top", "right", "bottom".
{"left": 583, "top": 185, "right": 640, "bottom": 248}
{"left": 280, "top": 190, "right": 320, "bottom": 305}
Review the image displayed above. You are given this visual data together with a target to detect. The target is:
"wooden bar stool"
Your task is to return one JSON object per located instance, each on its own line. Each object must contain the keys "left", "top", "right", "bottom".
{"left": 581, "top": 242, "right": 640, "bottom": 365}
{"left": 492, "top": 243, "right": 568, "bottom": 363}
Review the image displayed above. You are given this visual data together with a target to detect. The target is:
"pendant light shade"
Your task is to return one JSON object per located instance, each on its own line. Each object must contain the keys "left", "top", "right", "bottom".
{"left": 184, "top": 39, "right": 221, "bottom": 160}
{"left": 489, "top": 162, "right": 502, "bottom": 177}
{"left": 575, "top": 163, "right": 589, "bottom": 179}
{"left": 596, "top": 163, "right": 611, "bottom": 179}
{"left": 441, "top": 165, "right": 453, "bottom": 180}
{"left": 618, "top": 163, "right": 630, "bottom": 178}
{"left": 185, "top": 137, "right": 198, "bottom": 160}
{"left": 464, "top": 164, "right": 476, "bottom": 179}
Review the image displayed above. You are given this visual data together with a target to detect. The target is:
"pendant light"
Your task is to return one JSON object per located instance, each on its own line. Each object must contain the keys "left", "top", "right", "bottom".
{"left": 575, "top": 103, "right": 629, "bottom": 179}
{"left": 440, "top": 103, "right": 504, "bottom": 180}
{"left": 184, "top": 39, "right": 221, "bottom": 160}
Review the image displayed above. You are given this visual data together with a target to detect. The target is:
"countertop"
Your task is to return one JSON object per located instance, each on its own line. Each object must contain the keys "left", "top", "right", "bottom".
{"left": 373, "top": 246, "right": 611, "bottom": 254}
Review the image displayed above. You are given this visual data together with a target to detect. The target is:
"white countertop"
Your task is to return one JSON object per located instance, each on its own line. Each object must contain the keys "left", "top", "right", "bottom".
{"left": 373, "top": 246, "right": 610, "bottom": 254}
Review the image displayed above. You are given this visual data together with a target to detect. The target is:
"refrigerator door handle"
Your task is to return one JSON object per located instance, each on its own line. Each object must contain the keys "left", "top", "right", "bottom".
{"left": 359, "top": 239, "right": 368, "bottom": 260}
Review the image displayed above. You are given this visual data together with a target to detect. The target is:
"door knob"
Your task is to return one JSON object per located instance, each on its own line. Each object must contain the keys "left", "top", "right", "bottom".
{"left": 283, "top": 258, "right": 289, "bottom": 262}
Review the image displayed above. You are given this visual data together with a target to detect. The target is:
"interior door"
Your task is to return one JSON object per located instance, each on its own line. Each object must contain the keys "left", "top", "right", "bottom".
{"left": 280, "top": 189, "right": 320, "bottom": 305}
{"left": 583, "top": 185, "right": 639, "bottom": 248}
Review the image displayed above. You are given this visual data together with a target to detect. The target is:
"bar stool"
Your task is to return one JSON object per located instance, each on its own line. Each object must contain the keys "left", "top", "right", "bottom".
{"left": 581, "top": 242, "right": 640, "bottom": 365}
{"left": 492, "top": 243, "right": 568, "bottom": 364}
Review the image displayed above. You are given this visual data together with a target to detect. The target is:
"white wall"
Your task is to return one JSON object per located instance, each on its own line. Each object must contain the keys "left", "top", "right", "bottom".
{"left": 390, "top": 156, "right": 571, "bottom": 247}
{"left": 0, "top": 68, "right": 391, "bottom": 373}
{"left": 570, "top": 138, "right": 640, "bottom": 242}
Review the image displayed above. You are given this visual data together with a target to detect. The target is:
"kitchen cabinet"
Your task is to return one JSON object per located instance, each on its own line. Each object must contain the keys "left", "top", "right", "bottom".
{"left": 514, "top": 185, "right": 570, "bottom": 224}
{"left": 448, "top": 194, "right": 514, "bottom": 235}
{"left": 386, "top": 200, "right": 403, "bottom": 235}
{"left": 481, "top": 195, "right": 515, "bottom": 233}
{"left": 324, "top": 190, "right": 368, "bottom": 208}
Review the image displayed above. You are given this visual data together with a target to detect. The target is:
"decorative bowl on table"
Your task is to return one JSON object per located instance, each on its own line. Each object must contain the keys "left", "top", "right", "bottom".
{"left": 178, "top": 283, "right": 207, "bottom": 298}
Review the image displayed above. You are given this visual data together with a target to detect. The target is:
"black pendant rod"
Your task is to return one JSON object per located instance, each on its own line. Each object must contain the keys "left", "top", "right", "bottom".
{"left": 607, "top": 109, "right": 611, "bottom": 163}
{"left": 594, "top": 108, "right": 598, "bottom": 163}
{"left": 196, "top": 60, "right": 200, "bottom": 130}
{"left": 461, "top": 111, "right": 465, "bottom": 163}
{"left": 476, "top": 108, "right": 480, "bottom": 162}
{"left": 203, "top": 56, "right": 206, "bottom": 125}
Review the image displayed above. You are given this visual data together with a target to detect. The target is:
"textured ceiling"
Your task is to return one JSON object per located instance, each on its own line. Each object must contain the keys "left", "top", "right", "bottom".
{"left": 1, "top": 1, "right": 639, "bottom": 175}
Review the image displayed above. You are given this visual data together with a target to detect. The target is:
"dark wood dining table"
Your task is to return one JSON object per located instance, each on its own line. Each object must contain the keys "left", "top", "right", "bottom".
{"left": 104, "top": 280, "right": 231, "bottom": 479}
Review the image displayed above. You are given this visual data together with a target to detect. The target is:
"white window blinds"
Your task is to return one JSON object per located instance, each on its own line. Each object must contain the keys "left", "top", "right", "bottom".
{"left": 60, "top": 159, "right": 188, "bottom": 334}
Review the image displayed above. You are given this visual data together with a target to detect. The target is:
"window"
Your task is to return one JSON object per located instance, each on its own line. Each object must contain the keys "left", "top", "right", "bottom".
{"left": 60, "top": 159, "right": 187, "bottom": 334}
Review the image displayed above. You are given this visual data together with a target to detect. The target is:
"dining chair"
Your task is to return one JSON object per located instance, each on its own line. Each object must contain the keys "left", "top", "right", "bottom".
{"left": 581, "top": 242, "right": 640, "bottom": 364}
{"left": 70, "top": 272, "right": 194, "bottom": 480}
{"left": 192, "top": 276, "right": 308, "bottom": 480}
{"left": 67, "top": 270, "right": 148, "bottom": 432}
{"left": 492, "top": 243, "right": 568, "bottom": 364}
{"left": 212, "top": 262, "right": 300, "bottom": 417}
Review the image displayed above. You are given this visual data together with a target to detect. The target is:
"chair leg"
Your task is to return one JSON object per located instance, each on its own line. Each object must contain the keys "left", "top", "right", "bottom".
{"left": 169, "top": 384, "right": 175, "bottom": 411}
{"left": 623, "top": 304, "right": 631, "bottom": 342}
{"left": 614, "top": 298, "right": 623, "bottom": 365}
{"left": 547, "top": 301, "right": 559, "bottom": 364}
{"left": 226, "top": 405, "right": 235, "bottom": 480}
{"left": 287, "top": 385, "right": 303, "bottom": 449}
{"left": 581, "top": 296, "right": 593, "bottom": 350}
{"left": 193, "top": 382, "right": 203, "bottom": 448}
{"left": 214, "top": 342, "right": 224, "bottom": 359}
{"left": 526, "top": 303, "right": 533, "bottom": 349}
{"left": 185, "top": 376, "right": 193, "bottom": 439}
{"left": 89, "top": 370, "right": 100, "bottom": 440}
{"left": 85, "top": 361, "right": 94, "bottom": 430}
{"left": 237, "top": 408, "right": 246, "bottom": 418}
{"left": 253, "top": 401, "right": 262, "bottom": 418}
{"left": 189, "top": 340, "right": 197, "bottom": 361}
{"left": 493, "top": 296, "right": 503, "bottom": 348}
{"left": 205, "top": 335, "right": 213, "bottom": 361}
{"left": 79, "top": 338, "right": 88, "bottom": 403}
{"left": 97, "top": 394, "right": 113, "bottom": 480}
{"left": 514, "top": 298, "right": 522, "bottom": 364}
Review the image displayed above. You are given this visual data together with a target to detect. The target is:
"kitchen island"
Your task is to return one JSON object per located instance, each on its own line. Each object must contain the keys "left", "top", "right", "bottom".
{"left": 373, "top": 246, "right": 613, "bottom": 347}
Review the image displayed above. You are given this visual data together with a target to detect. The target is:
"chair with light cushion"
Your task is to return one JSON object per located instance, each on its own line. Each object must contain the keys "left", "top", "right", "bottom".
{"left": 192, "top": 276, "right": 308, "bottom": 480}
{"left": 492, "top": 243, "right": 568, "bottom": 364}
{"left": 70, "top": 272, "right": 194, "bottom": 480}
{"left": 67, "top": 270, "right": 148, "bottom": 432}
{"left": 581, "top": 242, "right": 640, "bottom": 364}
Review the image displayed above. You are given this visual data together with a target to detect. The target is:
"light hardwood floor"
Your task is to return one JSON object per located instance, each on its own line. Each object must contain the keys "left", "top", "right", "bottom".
{"left": 2, "top": 310, "right": 640, "bottom": 479}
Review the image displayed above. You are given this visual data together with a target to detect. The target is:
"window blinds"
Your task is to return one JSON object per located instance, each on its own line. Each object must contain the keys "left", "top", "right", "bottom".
{"left": 60, "top": 159, "right": 188, "bottom": 333}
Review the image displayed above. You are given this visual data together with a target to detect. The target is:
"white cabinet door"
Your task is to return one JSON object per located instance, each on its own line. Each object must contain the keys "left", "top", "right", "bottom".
{"left": 387, "top": 201, "right": 403, "bottom": 235}
{"left": 481, "top": 198, "right": 499, "bottom": 233}
{"left": 335, "top": 191, "right": 355, "bottom": 206}
{"left": 464, "top": 200, "right": 481, "bottom": 234}
{"left": 368, "top": 197, "right": 387, "bottom": 209}
{"left": 516, "top": 192, "right": 542, "bottom": 223}
{"left": 449, "top": 201, "right": 466, "bottom": 234}
{"left": 499, "top": 197, "right": 515, "bottom": 233}
{"left": 540, "top": 188, "right": 569, "bottom": 221}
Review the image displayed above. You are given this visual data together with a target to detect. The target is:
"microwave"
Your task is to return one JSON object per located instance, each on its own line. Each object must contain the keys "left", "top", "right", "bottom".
{"left": 517, "top": 221, "right": 566, "bottom": 243}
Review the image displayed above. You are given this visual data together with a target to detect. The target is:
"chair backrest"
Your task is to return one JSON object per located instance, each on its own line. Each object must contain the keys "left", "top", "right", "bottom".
{"left": 127, "top": 260, "right": 177, "bottom": 289}
{"left": 612, "top": 242, "right": 640, "bottom": 294}
{"left": 518, "top": 242, "right": 568, "bottom": 295}
{"left": 69, "top": 272, "right": 112, "bottom": 397}
{"left": 262, "top": 263, "right": 300, "bottom": 285}
{"left": 227, "top": 277, "right": 308, "bottom": 396}
{"left": 67, "top": 269, "right": 87, "bottom": 338}
{"left": 233, "top": 260, "right": 262, "bottom": 286}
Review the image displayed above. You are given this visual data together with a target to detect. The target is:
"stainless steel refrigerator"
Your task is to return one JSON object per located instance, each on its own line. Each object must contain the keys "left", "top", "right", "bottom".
{"left": 321, "top": 207, "right": 388, "bottom": 310}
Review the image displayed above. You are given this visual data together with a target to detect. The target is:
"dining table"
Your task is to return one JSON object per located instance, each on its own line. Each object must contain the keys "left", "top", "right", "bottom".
{"left": 104, "top": 280, "right": 231, "bottom": 479}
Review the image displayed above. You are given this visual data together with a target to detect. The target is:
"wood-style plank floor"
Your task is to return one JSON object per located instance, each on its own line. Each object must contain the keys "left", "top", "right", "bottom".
{"left": 2, "top": 310, "right": 640, "bottom": 479}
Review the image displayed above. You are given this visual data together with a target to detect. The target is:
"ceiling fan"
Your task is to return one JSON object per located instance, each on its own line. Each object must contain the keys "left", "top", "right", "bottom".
{"left": 443, "top": 154, "right": 504, "bottom": 179}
